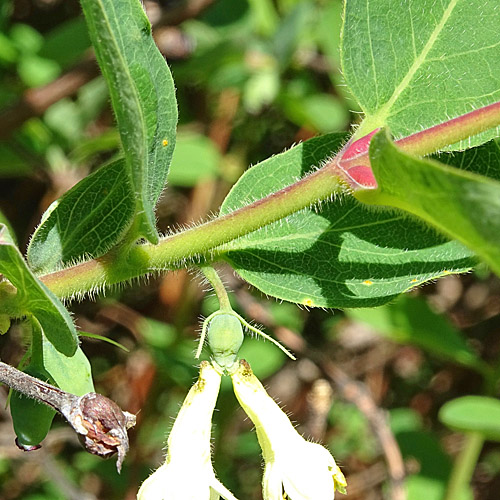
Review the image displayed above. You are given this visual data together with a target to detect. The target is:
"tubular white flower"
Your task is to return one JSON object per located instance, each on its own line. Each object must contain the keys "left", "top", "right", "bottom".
{"left": 138, "top": 361, "right": 238, "bottom": 500}
{"left": 231, "top": 360, "right": 346, "bottom": 500}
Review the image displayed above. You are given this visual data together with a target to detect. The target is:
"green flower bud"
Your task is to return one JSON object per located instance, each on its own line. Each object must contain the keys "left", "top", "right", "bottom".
{"left": 207, "top": 314, "right": 244, "bottom": 370}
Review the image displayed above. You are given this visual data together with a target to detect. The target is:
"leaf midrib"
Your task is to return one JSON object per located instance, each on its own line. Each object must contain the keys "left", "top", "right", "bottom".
{"left": 370, "top": 0, "right": 459, "bottom": 125}
{"left": 94, "top": 0, "right": 147, "bottom": 195}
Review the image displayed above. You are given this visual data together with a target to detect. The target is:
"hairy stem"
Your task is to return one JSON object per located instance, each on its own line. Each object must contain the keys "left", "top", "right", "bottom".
{"left": 39, "top": 100, "right": 500, "bottom": 300}
{"left": 41, "top": 165, "right": 346, "bottom": 298}
{"left": 200, "top": 266, "right": 232, "bottom": 311}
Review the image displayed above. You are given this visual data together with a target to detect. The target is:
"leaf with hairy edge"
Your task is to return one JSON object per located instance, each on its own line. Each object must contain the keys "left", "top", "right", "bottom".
{"left": 357, "top": 130, "right": 500, "bottom": 276}
{"left": 0, "top": 225, "right": 77, "bottom": 355}
{"left": 27, "top": 159, "right": 135, "bottom": 274}
{"left": 217, "top": 134, "right": 474, "bottom": 308}
{"left": 342, "top": 0, "right": 500, "bottom": 149}
{"left": 80, "top": 0, "right": 177, "bottom": 243}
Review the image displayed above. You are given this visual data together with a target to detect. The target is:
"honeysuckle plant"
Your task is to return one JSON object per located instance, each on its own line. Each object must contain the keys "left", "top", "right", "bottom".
{"left": 1, "top": 0, "right": 500, "bottom": 498}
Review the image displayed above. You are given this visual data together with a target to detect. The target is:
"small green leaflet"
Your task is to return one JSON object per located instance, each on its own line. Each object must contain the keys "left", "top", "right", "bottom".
{"left": 42, "top": 331, "right": 94, "bottom": 396}
{"left": 80, "top": 0, "right": 178, "bottom": 244}
{"left": 217, "top": 134, "right": 475, "bottom": 308}
{"left": 0, "top": 224, "right": 77, "bottom": 355}
{"left": 342, "top": 0, "right": 500, "bottom": 149}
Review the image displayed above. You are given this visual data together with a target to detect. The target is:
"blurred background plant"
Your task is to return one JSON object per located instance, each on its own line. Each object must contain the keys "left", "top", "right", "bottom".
{"left": 0, "top": 0, "right": 500, "bottom": 499}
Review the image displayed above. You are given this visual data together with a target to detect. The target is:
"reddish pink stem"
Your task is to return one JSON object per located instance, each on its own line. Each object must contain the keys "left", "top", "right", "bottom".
{"left": 333, "top": 100, "right": 500, "bottom": 189}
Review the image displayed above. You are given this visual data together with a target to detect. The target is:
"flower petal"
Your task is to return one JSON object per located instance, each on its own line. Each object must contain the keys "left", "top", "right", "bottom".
{"left": 138, "top": 362, "right": 238, "bottom": 500}
{"left": 231, "top": 361, "right": 346, "bottom": 500}
{"left": 262, "top": 461, "right": 286, "bottom": 500}
{"left": 280, "top": 442, "right": 337, "bottom": 499}
{"left": 210, "top": 478, "right": 240, "bottom": 500}
{"left": 138, "top": 461, "right": 212, "bottom": 500}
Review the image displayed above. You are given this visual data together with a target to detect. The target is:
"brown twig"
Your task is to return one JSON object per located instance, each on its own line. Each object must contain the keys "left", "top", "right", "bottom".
{"left": 0, "top": 360, "right": 135, "bottom": 472}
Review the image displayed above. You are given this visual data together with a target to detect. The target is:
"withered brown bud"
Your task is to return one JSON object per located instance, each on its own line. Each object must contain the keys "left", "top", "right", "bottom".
{"left": 64, "top": 393, "right": 136, "bottom": 473}
{"left": 0, "top": 361, "right": 136, "bottom": 473}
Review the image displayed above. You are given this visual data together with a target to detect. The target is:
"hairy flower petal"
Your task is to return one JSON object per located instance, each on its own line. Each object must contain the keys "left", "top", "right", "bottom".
{"left": 138, "top": 362, "right": 238, "bottom": 500}
{"left": 231, "top": 360, "right": 346, "bottom": 500}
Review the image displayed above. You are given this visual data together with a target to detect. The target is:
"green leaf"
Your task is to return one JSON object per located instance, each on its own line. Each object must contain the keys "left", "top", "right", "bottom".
{"left": 42, "top": 332, "right": 94, "bottom": 396}
{"left": 280, "top": 93, "right": 350, "bottom": 133}
{"left": 243, "top": 67, "right": 280, "bottom": 114}
{"left": 0, "top": 210, "right": 17, "bottom": 245}
{"left": 27, "top": 159, "right": 135, "bottom": 273}
{"left": 10, "top": 23, "right": 43, "bottom": 53}
{"left": 439, "top": 396, "right": 500, "bottom": 441}
{"left": 435, "top": 137, "right": 500, "bottom": 182}
{"left": 18, "top": 54, "right": 60, "bottom": 87}
{"left": 342, "top": 0, "right": 500, "bottom": 149}
{"left": 10, "top": 364, "right": 56, "bottom": 449}
{"left": 272, "top": 2, "right": 313, "bottom": 64}
{"left": 394, "top": 425, "right": 466, "bottom": 500}
{"left": 346, "top": 295, "right": 485, "bottom": 373}
{"left": 80, "top": 0, "right": 178, "bottom": 243}
{"left": 357, "top": 131, "right": 500, "bottom": 276}
{"left": 0, "top": 32, "right": 18, "bottom": 64}
{"left": 218, "top": 134, "right": 475, "bottom": 308}
{"left": 10, "top": 320, "right": 94, "bottom": 449}
{"left": 0, "top": 224, "right": 77, "bottom": 355}
{"left": 0, "top": 144, "right": 32, "bottom": 176}
{"left": 405, "top": 475, "right": 448, "bottom": 500}
{"left": 39, "top": 17, "right": 90, "bottom": 68}
{"left": 316, "top": 1, "right": 343, "bottom": 68}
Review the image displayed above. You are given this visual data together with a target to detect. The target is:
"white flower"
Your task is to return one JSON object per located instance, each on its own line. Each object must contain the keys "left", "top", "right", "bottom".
{"left": 138, "top": 361, "right": 238, "bottom": 500}
{"left": 231, "top": 360, "right": 346, "bottom": 500}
